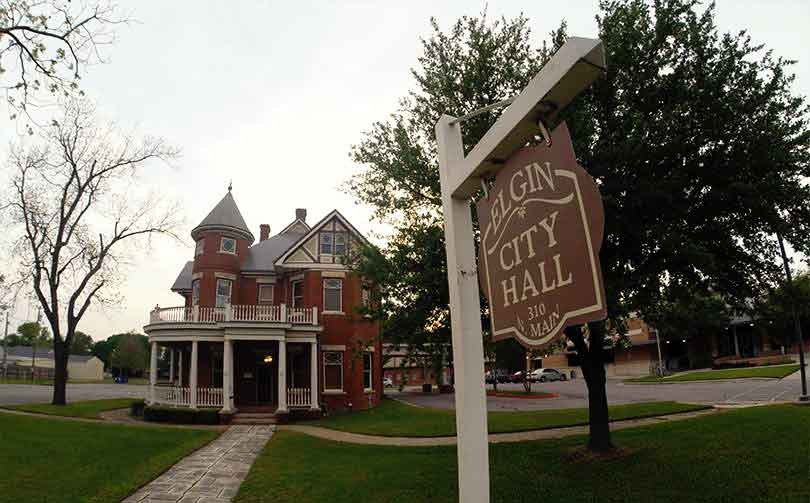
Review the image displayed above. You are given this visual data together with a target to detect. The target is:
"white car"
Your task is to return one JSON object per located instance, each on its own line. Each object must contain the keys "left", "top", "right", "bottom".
{"left": 530, "top": 368, "right": 567, "bottom": 383}
{"left": 383, "top": 377, "right": 394, "bottom": 387}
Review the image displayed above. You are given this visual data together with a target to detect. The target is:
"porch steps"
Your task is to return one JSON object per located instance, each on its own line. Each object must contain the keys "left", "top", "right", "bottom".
{"left": 231, "top": 412, "right": 279, "bottom": 425}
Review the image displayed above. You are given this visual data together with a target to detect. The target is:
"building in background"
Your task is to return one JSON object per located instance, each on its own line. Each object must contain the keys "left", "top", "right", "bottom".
{"left": 0, "top": 346, "right": 104, "bottom": 380}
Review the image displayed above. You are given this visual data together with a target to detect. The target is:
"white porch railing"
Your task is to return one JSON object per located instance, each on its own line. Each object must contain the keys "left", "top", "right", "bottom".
{"left": 197, "top": 387, "right": 223, "bottom": 407}
{"left": 287, "top": 387, "right": 312, "bottom": 408}
{"left": 153, "top": 386, "right": 223, "bottom": 408}
{"left": 154, "top": 385, "right": 191, "bottom": 406}
{"left": 149, "top": 303, "right": 318, "bottom": 326}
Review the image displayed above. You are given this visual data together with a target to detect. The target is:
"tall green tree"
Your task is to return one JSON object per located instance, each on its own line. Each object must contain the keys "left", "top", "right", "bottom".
{"left": 69, "top": 331, "right": 93, "bottom": 355}
{"left": 109, "top": 332, "right": 147, "bottom": 377}
{"left": 348, "top": 1, "right": 810, "bottom": 451}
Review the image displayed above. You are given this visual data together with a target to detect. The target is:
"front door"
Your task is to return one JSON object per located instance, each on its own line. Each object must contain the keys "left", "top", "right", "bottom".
{"left": 255, "top": 352, "right": 276, "bottom": 405}
{"left": 234, "top": 343, "right": 277, "bottom": 408}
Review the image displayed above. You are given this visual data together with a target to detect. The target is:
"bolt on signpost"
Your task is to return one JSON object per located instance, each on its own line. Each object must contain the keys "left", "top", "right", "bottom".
{"left": 435, "top": 38, "right": 607, "bottom": 503}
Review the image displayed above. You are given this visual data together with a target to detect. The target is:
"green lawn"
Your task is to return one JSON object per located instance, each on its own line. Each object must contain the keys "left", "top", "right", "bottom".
{"left": 0, "top": 412, "right": 217, "bottom": 503}
{"left": 306, "top": 398, "right": 708, "bottom": 437}
{"left": 5, "top": 398, "right": 136, "bottom": 418}
{"left": 236, "top": 404, "right": 810, "bottom": 503}
{"left": 626, "top": 363, "right": 801, "bottom": 383}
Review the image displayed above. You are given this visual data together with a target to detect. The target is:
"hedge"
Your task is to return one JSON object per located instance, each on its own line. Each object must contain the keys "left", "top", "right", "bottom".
{"left": 130, "top": 399, "right": 146, "bottom": 418}
{"left": 143, "top": 405, "right": 221, "bottom": 425}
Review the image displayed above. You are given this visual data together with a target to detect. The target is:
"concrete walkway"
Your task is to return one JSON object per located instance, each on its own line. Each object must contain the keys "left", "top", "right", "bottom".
{"left": 123, "top": 425, "right": 273, "bottom": 503}
{"left": 280, "top": 407, "right": 720, "bottom": 446}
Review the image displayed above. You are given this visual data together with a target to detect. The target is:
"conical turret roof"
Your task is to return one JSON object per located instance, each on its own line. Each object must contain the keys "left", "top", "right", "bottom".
{"left": 191, "top": 190, "right": 254, "bottom": 242}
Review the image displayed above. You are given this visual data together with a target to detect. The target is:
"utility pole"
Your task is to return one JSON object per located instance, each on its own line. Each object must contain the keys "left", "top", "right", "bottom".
{"left": 776, "top": 232, "right": 808, "bottom": 401}
{"left": 653, "top": 328, "right": 665, "bottom": 377}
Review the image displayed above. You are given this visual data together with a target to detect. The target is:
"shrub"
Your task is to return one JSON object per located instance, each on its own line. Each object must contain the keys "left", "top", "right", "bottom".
{"left": 130, "top": 399, "right": 146, "bottom": 418}
{"left": 143, "top": 405, "right": 220, "bottom": 425}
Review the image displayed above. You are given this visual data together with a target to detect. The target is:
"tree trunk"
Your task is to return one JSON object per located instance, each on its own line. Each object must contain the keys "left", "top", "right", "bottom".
{"left": 52, "top": 341, "right": 68, "bottom": 405}
{"left": 566, "top": 324, "right": 614, "bottom": 452}
{"left": 582, "top": 354, "right": 612, "bottom": 451}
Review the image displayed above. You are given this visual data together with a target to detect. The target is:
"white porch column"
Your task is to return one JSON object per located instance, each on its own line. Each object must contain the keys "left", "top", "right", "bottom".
{"left": 222, "top": 339, "right": 233, "bottom": 412}
{"left": 190, "top": 340, "right": 199, "bottom": 409}
{"left": 310, "top": 341, "right": 320, "bottom": 410}
{"left": 277, "top": 340, "right": 288, "bottom": 412}
{"left": 179, "top": 348, "right": 184, "bottom": 386}
{"left": 169, "top": 349, "right": 175, "bottom": 384}
{"left": 149, "top": 341, "right": 158, "bottom": 404}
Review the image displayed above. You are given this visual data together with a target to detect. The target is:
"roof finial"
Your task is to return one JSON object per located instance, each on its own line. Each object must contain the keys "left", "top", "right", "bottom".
{"left": 228, "top": 180, "right": 232, "bottom": 192}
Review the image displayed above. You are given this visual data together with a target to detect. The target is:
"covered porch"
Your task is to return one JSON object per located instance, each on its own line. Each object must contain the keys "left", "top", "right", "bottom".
{"left": 147, "top": 335, "right": 320, "bottom": 413}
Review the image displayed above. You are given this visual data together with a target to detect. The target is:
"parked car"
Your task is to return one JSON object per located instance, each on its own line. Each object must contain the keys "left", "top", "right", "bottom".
{"left": 485, "top": 369, "right": 510, "bottom": 384}
{"left": 383, "top": 377, "right": 394, "bottom": 388}
{"left": 510, "top": 370, "right": 527, "bottom": 383}
{"left": 530, "top": 368, "right": 567, "bottom": 382}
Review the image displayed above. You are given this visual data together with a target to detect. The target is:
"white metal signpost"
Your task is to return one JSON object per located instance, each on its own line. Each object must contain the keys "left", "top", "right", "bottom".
{"left": 435, "top": 37, "right": 606, "bottom": 503}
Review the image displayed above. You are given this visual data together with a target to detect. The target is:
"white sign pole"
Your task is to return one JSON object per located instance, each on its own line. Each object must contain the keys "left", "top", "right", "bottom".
{"left": 436, "top": 115, "right": 490, "bottom": 503}
{"left": 434, "top": 37, "right": 606, "bottom": 503}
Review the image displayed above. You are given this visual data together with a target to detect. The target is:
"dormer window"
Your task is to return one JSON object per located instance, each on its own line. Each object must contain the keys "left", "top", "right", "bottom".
{"left": 195, "top": 239, "right": 205, "bottom": 256}
{"left": 220, "top": 237, "right": 237, "bottom": 254}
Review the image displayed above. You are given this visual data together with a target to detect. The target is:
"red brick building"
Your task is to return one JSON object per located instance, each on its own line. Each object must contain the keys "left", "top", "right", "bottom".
{"left": 144, "top": 190, "right": 382, "bottom": 417}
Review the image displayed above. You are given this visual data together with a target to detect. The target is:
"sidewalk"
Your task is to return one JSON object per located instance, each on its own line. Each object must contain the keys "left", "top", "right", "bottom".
{"left": 280, "top": 407, "right": 720, "bottom": 446}
{"left": 123, "top": 425, "right": 273, "bottom": 503}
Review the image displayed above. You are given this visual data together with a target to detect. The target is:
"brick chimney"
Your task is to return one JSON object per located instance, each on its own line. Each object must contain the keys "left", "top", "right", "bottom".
{"left": 259, "top": 224, "right": 271, "bottom": 242}
{"left": 295, "top": 208, "right": 307, "bottom": 222}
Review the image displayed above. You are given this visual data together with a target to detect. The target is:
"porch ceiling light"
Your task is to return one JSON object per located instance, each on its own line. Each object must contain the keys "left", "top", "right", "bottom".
{"left": 263, "top": 355, "right": 273, "bottom": 364}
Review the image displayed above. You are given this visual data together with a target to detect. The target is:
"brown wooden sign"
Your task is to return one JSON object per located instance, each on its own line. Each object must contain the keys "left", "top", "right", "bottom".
{"left": 476, "top": 122, "right": 607, "bottom": 349}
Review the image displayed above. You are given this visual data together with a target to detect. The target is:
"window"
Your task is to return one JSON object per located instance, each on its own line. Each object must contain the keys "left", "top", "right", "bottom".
{"left": 363, "top": 352, "right": 373, "bottom": 390}
{"left": 215, "top": 278, "right": 232, "bottom": 307}
{"left": 291, "top": 280, "right": 303, "bottom": 308}
{"left": 334, "top": 233, "right": 346, "bottom": 255}
{"left": 191, "top": 279, "right": 200, "bottom": 306}
{"left": 320, "top": 232, "right": 346, "bottom": 256}
{"left": 220, "top": 237, "right": 237, "bottom": 254}
{"left": 361, "top": 287, "right": 370, "bottom": 307}
{"left": 211, "top": 348, "right": 223, "bottom": 387}
{"left": 323, "top": 351, "right": 343, "bottom": 391}
{"left": 323, "top": 278, "right": 342, "bottom": 312}
{"left": 320, "top": 232, "right": 333, "bottom": 255}
{"left": 258, "top": 284, "right": 274, "bottom": 304}
{"left": 195, "top": 239, "right": 205, "bottom": 256}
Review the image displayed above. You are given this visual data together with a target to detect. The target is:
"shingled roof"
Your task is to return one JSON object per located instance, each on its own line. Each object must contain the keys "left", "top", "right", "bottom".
{"left": 190, "top": 191, "right": 254, "bottom": 242}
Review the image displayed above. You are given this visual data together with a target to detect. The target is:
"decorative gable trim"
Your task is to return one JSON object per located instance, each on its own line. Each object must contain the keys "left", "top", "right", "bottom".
{"left": 278, "top": 218, "right": 311, "bottom": 236}
{"left": 274, "top": 210, "right": 371, "bottom": 267}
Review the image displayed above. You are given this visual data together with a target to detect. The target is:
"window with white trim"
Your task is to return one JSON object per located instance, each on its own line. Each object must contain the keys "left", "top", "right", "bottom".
{"left": 191, "top": 279, "right": 200, "bottom": 306}
{"left": 215, "top": 278, "right": 232, "bottom": 307}
{"left": 323, "top": 278, "right": 342, "bottom": 312}
{"left": 195, "top": 239, "right": 205, "bottom": 256}
{"left": 291, "top": 280, "right": 303, "bottom": 308}
{"left": 258, "top": 284, "right": 273, "bottom": 304}
{"left": 323, "top": 351, "right": 343, "bottom": 391}
{"left": 220, "top": 237, "right": 237, "bottom": 254}
{"left": 363, "top": 351, "right": 373, "bottom": 390}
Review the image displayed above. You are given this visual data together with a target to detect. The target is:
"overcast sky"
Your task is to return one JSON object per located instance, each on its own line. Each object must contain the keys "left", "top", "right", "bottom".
{"left": 1, "top": 0, "right": 808, "bottom": 340}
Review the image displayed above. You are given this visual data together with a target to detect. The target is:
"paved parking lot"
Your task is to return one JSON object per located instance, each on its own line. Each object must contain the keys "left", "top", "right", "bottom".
{"left": 0, "top": 383, "right": 146, "bottom": 405}
{"left": 393, "top": 369, "right": 806, "bottom": 411}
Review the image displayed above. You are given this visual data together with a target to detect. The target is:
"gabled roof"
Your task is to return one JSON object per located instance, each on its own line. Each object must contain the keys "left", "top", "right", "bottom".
{"left": 191, "top": 191, "right": 254, "bottom": 242}
{"left": 274, "top": 209, "right": 371, "bottom": 266}
{"left": 171, "top": 261, "right": 194, "bottom": 293}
